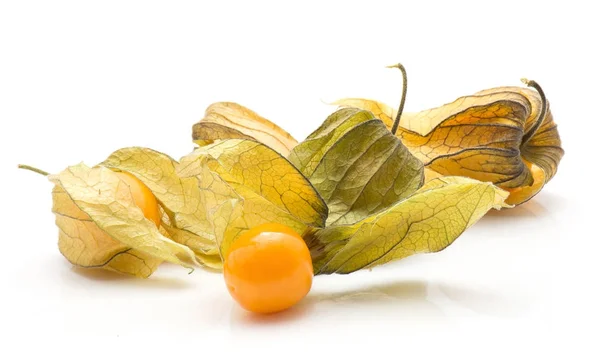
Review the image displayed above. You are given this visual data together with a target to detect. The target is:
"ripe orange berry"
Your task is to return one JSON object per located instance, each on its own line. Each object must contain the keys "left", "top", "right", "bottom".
{"left": 114, "top": 171, "right": 161, "bottom": 228}
{"left": 223, "top": 223, "right": 314, "bottom": 314}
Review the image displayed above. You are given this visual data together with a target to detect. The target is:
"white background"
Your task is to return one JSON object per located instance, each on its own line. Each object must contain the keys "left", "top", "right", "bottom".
{"left": 1, "top": 0, "right": 598, "bottom": 356}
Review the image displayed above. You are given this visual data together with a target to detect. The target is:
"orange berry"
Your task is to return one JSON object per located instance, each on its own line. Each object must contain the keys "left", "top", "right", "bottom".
{"left": 224, "top": 223, "right": 313, "bottom": 314}
{"left": 114, "top": 171, "right": 161, "bottom": 228}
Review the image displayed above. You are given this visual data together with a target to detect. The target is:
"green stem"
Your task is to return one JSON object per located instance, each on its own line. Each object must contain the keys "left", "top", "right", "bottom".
{"left": 18, "top": 164, "right": 49, "bottom": 176}
{"left": 387, "top": 63, "right": 408, "bottom": 135}
{"left": 520, "top": 78, "right": 548, "bottom": 145}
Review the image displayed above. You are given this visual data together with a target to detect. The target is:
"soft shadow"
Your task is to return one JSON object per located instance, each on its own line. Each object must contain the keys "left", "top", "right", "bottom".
{"left": 307, "top": 279, "right": 429, "bottom": 304}
{"left": 308, "top": 280, "right": 526, "bottom": 318}
{"left": 230, "top": 280, "right": 435, "bottom": 327}
{"left": 71, "top": 267, "right": 133, "bottom": 281}
{"left": 306, "top": 279, "right": 447, "bottom": 320}
{"left": 485, "top": 197, "right": 549, "bottom": 219}
{"left": 437, "top": 283, "right": 528, "bottom": 317}
{"left": 484, "top": 190, "right": 566, "bottom": 220}
{"left": 230, "top": 279, "right": 526, "bottom": 325}
{"left": 231, "top": 300, "right": 315, "bottom": 326}
{"left": 70, "top": 266, "right": 192, "bottom": 289}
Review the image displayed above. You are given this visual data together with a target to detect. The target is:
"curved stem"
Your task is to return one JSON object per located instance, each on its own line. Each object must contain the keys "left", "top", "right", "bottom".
{"left": 387, "top": 63, "right": 407, "bottom": 135}
{"left": 18, "top": 164, "right": 49, "bottom": 176}
{"left": 520, "top": 78, "right": 547, "bottom": 145}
